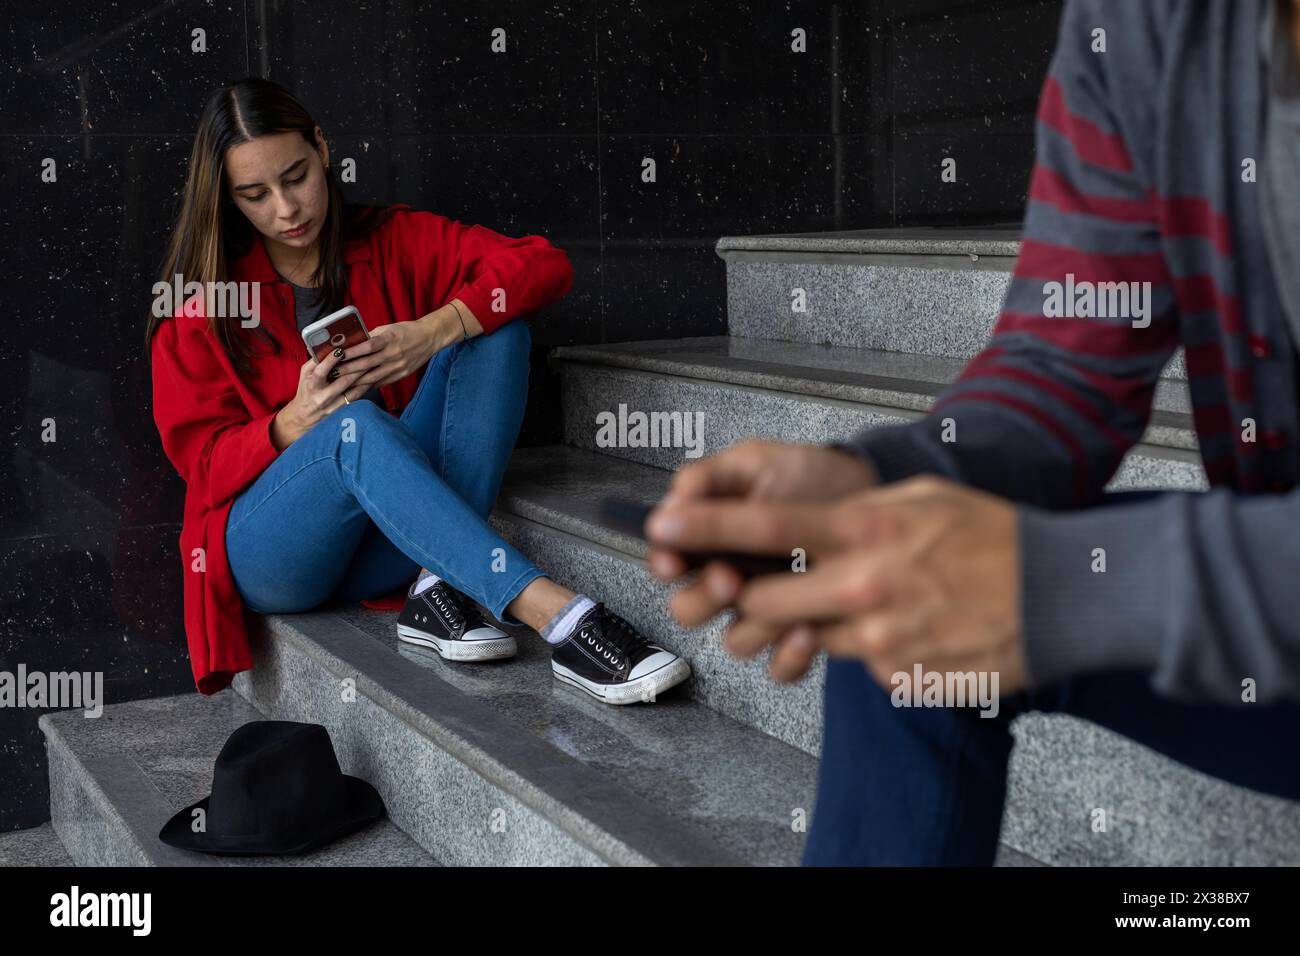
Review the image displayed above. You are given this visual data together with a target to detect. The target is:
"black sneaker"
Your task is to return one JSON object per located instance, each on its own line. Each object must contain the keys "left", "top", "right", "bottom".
{"left": 396, "top": 578, "right": 517, "bottom": 661}
{"left": 551, "top": 603, "right": 690, "bottom": 705}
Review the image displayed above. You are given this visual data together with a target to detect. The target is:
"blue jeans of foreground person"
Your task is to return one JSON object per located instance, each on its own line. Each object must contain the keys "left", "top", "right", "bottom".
{"left": 226, "top": 318, "right": 545, "bottom": 625}
{"left": 803, "top": 491, "right": 1300, "bottom": 866}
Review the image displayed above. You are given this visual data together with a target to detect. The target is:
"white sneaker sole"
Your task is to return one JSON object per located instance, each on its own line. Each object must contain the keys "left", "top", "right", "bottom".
{"left": 397, "top": 624, "right": 517, "bottom": 661}
{"left": 552, "top": 656, "right": 691, "bottom": 705}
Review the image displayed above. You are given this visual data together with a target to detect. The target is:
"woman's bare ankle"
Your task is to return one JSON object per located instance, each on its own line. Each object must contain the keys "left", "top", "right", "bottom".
{"left": 506, "top": 577, "right": 576, "bottom": 632}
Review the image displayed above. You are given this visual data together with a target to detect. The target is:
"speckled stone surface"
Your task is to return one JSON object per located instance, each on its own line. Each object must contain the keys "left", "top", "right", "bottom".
{"left": 1102, "top": 449, "right": 1208, "bottom": 492}
{"left": 717, "top": 227, "right": 1024, "bottom": 258}
{"left": 40, "top": 693, "right": 435, "bottom": 867}
{"left": 235, "top": 608, "right": 812, "bottom": 866}
{"left": 45, "top": 742, "right": 159, "bottom": 866}
{"left": 495, "top": 445, "right": 1298, "bottom": 865}
{"left": 720, "top": 244, "right": 1189, "bottom": 383}
{"left": 992, "top": 844, "right": 1047, "bottom": 867}
{"left": 1005, "top": 714, "right": 1300, "bottom": 866}
{"left": 558, "top": 363, "right": 1209, "bottom": 492}
{"left": 553, "top": 335, "right": 1194, "bottom": 425}
{"left": 0, "top": 822, "right": 71, "bottom": 866}
{"left": 727, "top": 258, "right": 1012, "bottom": 361}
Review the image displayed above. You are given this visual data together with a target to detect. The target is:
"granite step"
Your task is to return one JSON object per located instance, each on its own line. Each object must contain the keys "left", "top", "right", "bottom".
{"left": 491, "top": 444, "right": 1300, "bottom": 865}
{"left": 0, "top": 822, "right": 72, "bottom": 866}
{"left": 552, "top": 336, "right": 1206, "bottom": 493}
{"left": 38, "top": 692, "right": 436, "bottom": 866}
{"left": 231, "top": 597, "right": 819, "bottom": 866}
{"left": 717, "top": 228, "right": 1187, "bottom": 381}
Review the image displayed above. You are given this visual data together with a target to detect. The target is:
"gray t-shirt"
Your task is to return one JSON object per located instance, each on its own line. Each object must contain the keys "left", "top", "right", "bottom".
{"left": 284, "top": 277, "right": 383, "bottom": 406}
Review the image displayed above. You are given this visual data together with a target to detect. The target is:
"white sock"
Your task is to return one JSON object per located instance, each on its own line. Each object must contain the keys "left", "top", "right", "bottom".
{"left": 541, "top": 595, "right": 596, "bottom": 645}
{"left": 412, "top": 568, "right": 442, "bottom": 595}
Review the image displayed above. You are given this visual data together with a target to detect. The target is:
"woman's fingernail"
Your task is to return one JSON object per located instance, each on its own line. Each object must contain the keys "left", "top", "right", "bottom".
{"left": 333, "top": 347, "right": 344, "bottom": 358}
{"left": 708, "top": 572, "right": 735, "bottom": 601}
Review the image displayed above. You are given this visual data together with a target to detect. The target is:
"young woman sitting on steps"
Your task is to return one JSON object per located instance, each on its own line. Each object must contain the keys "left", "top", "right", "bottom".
{"left": 146, "top": 77, "right": 689, "bottom": 705}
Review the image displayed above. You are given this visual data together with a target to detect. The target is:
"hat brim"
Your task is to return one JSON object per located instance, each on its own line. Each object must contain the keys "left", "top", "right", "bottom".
{"left": 158, "top": 775, "right": 385, "bottom": 857}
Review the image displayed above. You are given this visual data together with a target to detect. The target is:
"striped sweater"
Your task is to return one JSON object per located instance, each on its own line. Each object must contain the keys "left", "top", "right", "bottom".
{"left": 838, "top": 0, "right": 1300, "bottom": 704}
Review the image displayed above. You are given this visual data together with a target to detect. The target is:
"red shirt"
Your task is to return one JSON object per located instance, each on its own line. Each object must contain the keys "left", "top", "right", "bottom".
{"left": 150, "top": 204, "right": 574, "bottom": 694}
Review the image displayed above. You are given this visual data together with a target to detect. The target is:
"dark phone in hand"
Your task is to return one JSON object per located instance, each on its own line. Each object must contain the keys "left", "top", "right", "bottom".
{"left": 597, "top": 497, "right": 797, "bottom": 578}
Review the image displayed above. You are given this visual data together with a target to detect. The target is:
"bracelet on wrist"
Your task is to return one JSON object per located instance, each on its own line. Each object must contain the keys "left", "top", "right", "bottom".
{"left": 450, "top": 301, "right": 471, "bottom": 341}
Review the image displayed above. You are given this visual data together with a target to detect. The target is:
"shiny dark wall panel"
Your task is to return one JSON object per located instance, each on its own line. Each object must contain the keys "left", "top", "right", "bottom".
{"left": 0, "top": 0, "right": 1063, "bottom": 828}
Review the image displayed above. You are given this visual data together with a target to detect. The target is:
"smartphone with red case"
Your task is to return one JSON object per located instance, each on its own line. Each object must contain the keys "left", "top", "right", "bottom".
{"left": 301, "top": 305, "right": 370, "bottom": 363}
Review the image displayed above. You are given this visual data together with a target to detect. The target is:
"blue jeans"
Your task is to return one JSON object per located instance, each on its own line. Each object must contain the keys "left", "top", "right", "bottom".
{"left": 226, "top": 318, "right": 545, "bottom": 625}
{"left": 802, "top": 491, "right": 1300, "bottom": 865}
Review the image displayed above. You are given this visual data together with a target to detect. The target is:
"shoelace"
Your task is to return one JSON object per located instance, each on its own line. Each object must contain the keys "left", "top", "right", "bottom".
{"left": 426, "top": 583, "right": 465, "bottom": 627}
{"left": 579, "top": 604, "right": 649, "bottom": 667}
{"left": 430, "top": 582, "right": 488, "bottom": 630}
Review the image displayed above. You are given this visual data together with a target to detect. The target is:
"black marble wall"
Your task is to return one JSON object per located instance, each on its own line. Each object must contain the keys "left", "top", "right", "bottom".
{"left": 0, "top": 0, "right": 1062, "bottom": 829}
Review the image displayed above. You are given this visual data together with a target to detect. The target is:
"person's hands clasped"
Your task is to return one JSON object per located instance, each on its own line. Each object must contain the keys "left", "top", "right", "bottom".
{"left": 645, "top": 439, "right": 878, "bottom": 635}
{"left": 646, "top": 456, "right": 1026, "bottom": 693}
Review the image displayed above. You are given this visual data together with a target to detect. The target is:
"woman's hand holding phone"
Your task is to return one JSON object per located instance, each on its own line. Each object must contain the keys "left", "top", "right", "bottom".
{"left": 336, "top": 301, "right": 480, "bottom": 392}
{"left": 270, "top": 344, "right": 369, "bottom": 451}
{"left": 271, "top": 320, "right": 446, "bottom": 451}
{"left": 337, "top": 319, "right": 442, "bottom": 390}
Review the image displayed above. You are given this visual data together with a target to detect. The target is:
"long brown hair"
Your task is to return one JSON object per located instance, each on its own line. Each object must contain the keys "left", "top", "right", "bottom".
{"left": 144, "top": 77, "right": 392, "bottom": 377}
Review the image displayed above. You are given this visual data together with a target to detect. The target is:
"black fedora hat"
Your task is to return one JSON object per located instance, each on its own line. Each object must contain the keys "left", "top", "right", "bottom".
{"left": 159, "top": 720, "right": 385, "bottom": 855}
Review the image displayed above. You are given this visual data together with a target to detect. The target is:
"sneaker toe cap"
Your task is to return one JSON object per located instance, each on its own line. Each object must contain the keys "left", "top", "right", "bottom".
{"left": 463, "top": 625, "right": 509, "bottom": 642}
{"left": 627, "top": 649, "right": 681, "bottom": 681}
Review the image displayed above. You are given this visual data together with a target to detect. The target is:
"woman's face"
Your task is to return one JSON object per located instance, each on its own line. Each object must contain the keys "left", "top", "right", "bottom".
{"left": 225, "top": 128, "right": 330, "bottom": 254}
